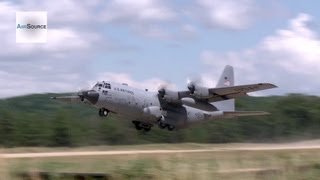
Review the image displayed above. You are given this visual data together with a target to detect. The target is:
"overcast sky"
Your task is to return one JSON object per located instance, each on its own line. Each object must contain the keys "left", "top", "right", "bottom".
{"left": 1, "top": 0, "right": 320, "bottom": 97}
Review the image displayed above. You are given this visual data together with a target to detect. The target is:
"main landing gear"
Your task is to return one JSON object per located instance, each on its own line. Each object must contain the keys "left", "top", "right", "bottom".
{"left": 132, "top": 120, "right": 175, "bottom": 132}
{"left": 158, "top": 121, "right": 175, "bottom": 131}
{"left": 132, "top": 121, "right": 152, "bottom": 132}
{"left": 99, "top": 108, "right": 110, "bottom": 117}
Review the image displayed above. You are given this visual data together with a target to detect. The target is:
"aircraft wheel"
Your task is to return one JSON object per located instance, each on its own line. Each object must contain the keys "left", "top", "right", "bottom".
{"left": 102, "top": 109, "right": 109, "bottom": 117}
{"left": 133, "top": 121, "right": 143, "bottom": 130}
{"left": 158, "top": 122, "right": 167, "bottom": 129}
{"left": 135, "top": 125, "right": 143, "bottom": 130}
{"left": 143, "top": 127, "right": 151, "bottom": 132}
{"left": 99, "top": 108, "right": 109, "bottom": 117}
{"left": 98, "top": 109, "right": 103, "bottom": 117}
{"left": 167, "top": 125, "right": 175, "bottom": 131}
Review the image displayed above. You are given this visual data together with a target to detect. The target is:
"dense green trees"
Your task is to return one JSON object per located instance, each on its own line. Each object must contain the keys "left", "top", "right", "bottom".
{"left": 0, "top": 93, "right": 319, "bottom": 147}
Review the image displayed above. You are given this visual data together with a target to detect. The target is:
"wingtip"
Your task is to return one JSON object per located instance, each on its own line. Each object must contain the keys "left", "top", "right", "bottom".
{"left": 268, "top": 83, "right": 278, "bottom": 88}
{"left": 258, "top": 83, "right": 278, "bottom": 88}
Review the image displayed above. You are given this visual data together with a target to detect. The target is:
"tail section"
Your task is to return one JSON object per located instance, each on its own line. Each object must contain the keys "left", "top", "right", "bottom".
{"left": 213, "top": 65, "right": 235, "bottom": 111}
{"left": 216, "top": 65, "right": 234, "bottom": 88}
{"left": 212, "top": 65, "right": 271, "bottom": 117}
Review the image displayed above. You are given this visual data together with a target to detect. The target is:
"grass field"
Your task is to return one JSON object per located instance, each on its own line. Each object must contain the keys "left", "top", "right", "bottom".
{"left": 2, "top": 142, "right": 320, "bottom": 179}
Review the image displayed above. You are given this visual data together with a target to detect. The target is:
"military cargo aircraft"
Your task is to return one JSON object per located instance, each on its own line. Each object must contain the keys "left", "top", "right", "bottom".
{"left": 52, "top": 65, "right": 277, "bottom": 132}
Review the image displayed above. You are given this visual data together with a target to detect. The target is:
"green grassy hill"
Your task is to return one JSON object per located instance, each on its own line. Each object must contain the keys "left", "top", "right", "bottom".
{"left": 0, "top": 93, "right": 319, "bottom": 147}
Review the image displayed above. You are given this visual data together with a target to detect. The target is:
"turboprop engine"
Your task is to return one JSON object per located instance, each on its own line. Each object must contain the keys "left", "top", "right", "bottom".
{"left": 187, "top": 82, "right": 210, "bottom": 98}
{"left": 158, "top": 88, "right": 180, "bottom": 104}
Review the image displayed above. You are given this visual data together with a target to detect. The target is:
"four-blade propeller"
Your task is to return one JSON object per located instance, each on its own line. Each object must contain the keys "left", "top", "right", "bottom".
{"left": 52, "top": 90, "right": 99, "bottom": 104}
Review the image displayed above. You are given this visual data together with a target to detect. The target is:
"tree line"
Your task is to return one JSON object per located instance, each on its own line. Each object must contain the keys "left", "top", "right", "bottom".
{"left": 0, "top": 93, "right": 319, "bottom": 147}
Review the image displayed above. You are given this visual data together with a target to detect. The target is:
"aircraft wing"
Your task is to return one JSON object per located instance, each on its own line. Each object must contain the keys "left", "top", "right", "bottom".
{"left": 207, "top": 83, "right": 277, "bottom": 102}
{"left": 178, "top": 83, "right": 276, "bottom": 103}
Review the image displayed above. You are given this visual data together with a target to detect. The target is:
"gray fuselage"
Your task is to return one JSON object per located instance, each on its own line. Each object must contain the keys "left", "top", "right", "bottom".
{"left": 91, "top": 81, "right": 224, "bottom": 128}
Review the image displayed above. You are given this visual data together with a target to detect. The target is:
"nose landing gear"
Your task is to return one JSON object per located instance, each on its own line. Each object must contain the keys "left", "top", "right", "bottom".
{"left": 99, "top": 108, "right": 110, "bottom": 117}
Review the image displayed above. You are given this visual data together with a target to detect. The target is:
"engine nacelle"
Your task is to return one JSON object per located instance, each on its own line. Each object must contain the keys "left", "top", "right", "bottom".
{"left": 181, "top": 97, "right": 217, "bottom": 111}
{"left": 143, "top": 106, "right": 163, "bottom": 120}
{"left": 163, "top": 90, "right": 180, "bottom": 103}
{"left": 193, "top": 85, "right": 210, "bottom": 98}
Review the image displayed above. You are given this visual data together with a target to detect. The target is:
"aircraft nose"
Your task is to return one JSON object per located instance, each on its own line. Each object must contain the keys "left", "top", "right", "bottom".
{"left": 83, "top": 90, "right": 99, "bottom": 104}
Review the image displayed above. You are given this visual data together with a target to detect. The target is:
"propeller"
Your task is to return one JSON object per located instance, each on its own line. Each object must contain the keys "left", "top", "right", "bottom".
{"left": 187, "top": 76, "right": 202, "bottom": 94}
{"left": 77, "top": 90, "right": 85, "bottom": 101}
{"left": 157, "top": 81, "right": 172, "bottom": 98}
{"left": 52, "top": 82, "right": 99, "bottom": 105}
{"left": 158, "top": 85, "right": 167, "bottom": 98}
{"left": 74, "top": 89, "right": 99, "bottom": 104}
{"left": 187, "top": 83, "right": 195, "bottom": 94}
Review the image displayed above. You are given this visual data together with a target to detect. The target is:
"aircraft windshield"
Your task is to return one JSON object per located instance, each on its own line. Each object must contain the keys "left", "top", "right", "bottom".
{"left": 105, "top": 83, "right": 111, "bottom": 89}
{"left": 94, "top": 83, "right": 103, "bottom": 87}
{"left": 94, "top": 82, "right": 111, "bottom": 89}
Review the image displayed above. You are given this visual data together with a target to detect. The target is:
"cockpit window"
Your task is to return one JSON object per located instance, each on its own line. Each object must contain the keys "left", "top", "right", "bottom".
{"left": 94, "top": 83, "right": 103, "bottom": 88}
{"left": 105, "top": 83, "right": 111, "bottom": 89}
{"left": 95, "top": 82, "right": 110, "bottom": 89}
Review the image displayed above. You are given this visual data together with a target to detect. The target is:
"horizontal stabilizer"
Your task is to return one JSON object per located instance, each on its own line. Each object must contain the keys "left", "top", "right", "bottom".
{"left": 223, "top": 111, "right": 270, "bottom": 118}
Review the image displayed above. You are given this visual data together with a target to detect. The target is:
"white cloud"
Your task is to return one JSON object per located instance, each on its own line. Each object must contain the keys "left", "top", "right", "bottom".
{"left": 133, "top": 25, "right": 172, "bottom": 40}
{"left": 201, "top": 13, "right": 320, "bottom": 95}
{"left": 101, "top": 0, "right": 176, "bottom": 23}
{"left": 261, "top": 14, "right": 320, "bottom": 75}
{"left": 1, "top": 0, "right": 168, "bottom": 98}
{"left": 1, "top": 29, "right": 97, "bottom": 57}
{"left": 0, "top": 70, "right": 84, "bottom": 98}
{"left": 195, "top": 0, "right": 256, "bottom": 30}
{"left": 45, "top": 29, "right": 97, "bottom": 52}
{"left": 20, "top": 0, "right": 96, "bottom": 23}
{"left": 98, "top": 0, "right": 181, "bottom": 41}
{"left": 180, "top": 24, "right": 197, "bottom": 39}
{"left": 1, "top": 0, "right": 318, "bottom": 99}
{"left": 0, "top": 1, "right": 99, "bottom": 56}
{"left": 0, "top": 2, "right": 19, "bottom": 30}
{"left": 0, "top": 1, "right": 102, "bottom": 98}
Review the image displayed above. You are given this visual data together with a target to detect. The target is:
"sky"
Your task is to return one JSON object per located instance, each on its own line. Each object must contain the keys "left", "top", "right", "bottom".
{"left": 0, "top": 0, "right": 320, "bottom": 97}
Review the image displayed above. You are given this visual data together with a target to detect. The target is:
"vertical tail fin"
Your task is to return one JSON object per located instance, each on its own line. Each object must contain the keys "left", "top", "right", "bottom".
{"left": 216, "top": 65, "right": 234, "bottom": 88}
{"left": 213, "top": 65, "right": 235, "bottom": 111}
